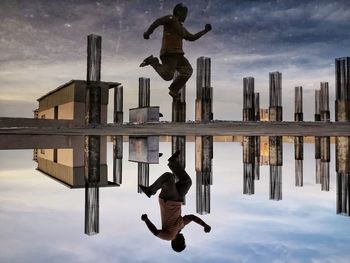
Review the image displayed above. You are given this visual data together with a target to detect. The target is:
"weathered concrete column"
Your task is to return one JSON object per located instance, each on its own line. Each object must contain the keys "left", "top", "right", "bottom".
{"left": 294, "top": 86, "right": 303, "bottom": 187}
{"left": 269, "top": 72, "right": 283, "bottom": 201}
{"left": 335, "top": 57, "right": 350, "bottom": 215}
{"left": 113, "top": 84, "right": 123, "bottom": 185}
{"left": 84, "top": 34, "right": 102, "bottom": 235}
{"left": 137, "top": 77, "right": 150, "bottom": 193}
{"left": 254, "top": 92, "right": 261, "bottom": 180}
{"left": 320, "top": 82, "right": 330, "bottom": 191}
{"left": 172, "top": 71, "right": 186, "bottom": 168}
{"left": 195, "top": 57, "right": 213, "bottom": 214}
{"left": 242, "top": 77, "right": 255, "bottom": 195}
{"left": 85, "top": 185, "right": 99, "bottom": 235}
{"left": 315, "top": 90, "right": 321, "bottom": 184}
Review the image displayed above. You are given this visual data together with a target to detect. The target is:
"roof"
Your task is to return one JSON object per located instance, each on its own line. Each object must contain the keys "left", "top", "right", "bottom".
{"left": 37, "top": 79, "right": 121, "bottom": 101}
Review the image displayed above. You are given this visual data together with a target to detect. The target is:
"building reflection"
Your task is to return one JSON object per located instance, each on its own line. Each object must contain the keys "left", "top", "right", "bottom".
{"left": 33, "top": 79, "right": 121, "bottom": 235}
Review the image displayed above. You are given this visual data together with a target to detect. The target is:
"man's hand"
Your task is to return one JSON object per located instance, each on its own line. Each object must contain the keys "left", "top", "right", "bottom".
{"left": 204, "top": 225, "right": 211, "bottom": 233}
{"left": 143, "top": 32, "right": 150, "bottom": 39}
{"left": 205, "top": 24, "right": 212, "bottom": 32}
{"left": 141, "top": 214, "right": 148, "bottom": 221}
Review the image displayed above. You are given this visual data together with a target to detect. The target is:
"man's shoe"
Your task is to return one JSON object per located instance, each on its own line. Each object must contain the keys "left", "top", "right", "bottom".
{"left": 140, "top": 55, "right": 155, "bottom": 67}
{"left": 139, "top": 185, "right": 152, "bottom": 198}
{"left": 168, "top": 150, "right": 181, "bottom": 163}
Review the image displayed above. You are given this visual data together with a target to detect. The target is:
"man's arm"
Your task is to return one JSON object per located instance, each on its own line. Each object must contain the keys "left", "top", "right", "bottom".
{"left": 141, "top": 214, "right": 160, "bottom": 236}
{"left": 183, "top": 24, "right": 212, "bottom": 42}
{"left": 144, "top": 15, "right": 172, "bottom": 39}
{"left": 183, "top": 214, "right": 211, "bottom": 232}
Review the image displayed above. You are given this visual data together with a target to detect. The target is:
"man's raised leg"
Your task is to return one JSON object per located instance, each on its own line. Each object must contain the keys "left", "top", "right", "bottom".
{"left": 169, "top": 55, "right": 193, "bottom": 94}
{"left": 168, "top": 159, "right": 192, "bottom": 199}
{"left": 140, "top": 172, "right": 178, "bottom": 200}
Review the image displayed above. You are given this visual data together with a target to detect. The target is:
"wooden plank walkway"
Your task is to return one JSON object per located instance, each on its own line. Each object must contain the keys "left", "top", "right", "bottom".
{"left": 0, "top": 118, "right": 350, "bottom": 136}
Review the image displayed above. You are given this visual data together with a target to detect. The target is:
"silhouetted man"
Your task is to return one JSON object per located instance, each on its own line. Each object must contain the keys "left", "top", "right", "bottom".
{"left": 140, "top": 151, "right": 211, "bottom": 252}
{"left": 140, "top": 3, "right": 212, "bottom": 99}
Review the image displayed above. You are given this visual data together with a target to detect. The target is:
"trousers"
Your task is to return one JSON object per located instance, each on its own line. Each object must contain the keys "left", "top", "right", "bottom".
{"left": 149, "top": 159, "right": 192, "bottom": 202}
{"left": 150, "top": 53, "right": 193, "bottom": 93}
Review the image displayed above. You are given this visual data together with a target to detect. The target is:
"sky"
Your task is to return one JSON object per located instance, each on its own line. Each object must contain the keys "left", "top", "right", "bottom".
{"left": 0, "top": 0, "right": 350, "bottom": 121}
{"left": 1, "top": 142, "right": 350, "bottom": 262}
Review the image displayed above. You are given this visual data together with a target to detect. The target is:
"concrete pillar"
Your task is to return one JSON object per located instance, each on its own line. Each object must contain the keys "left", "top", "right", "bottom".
{"left": 335, "top": 57, "right": 350, "bottom": 216}
{"left": 84, "top": 34, "right": 102, "bottom": 235}
{"left": 269, "top": 72, "right": 283, "bottom": 201}
{"left": 294, "top": 86, "right": 303, "bottom": 187}
{"left": 254, "top": 93, "right": 261, "bottom": 180}
{"left": 320, "top": 82, "right": 331, "bottom": 191}
{"left": 172, "top": 71, "right": 186, "bottom": 168}
{"left": 315, "top": 90, "right": 321, "bottom": 184}
{"left": 195, "top": 57, "right": 213, "bottom": 214}
{"left": 243, "top": 77, "right": 255, "bottom": 195}
{"left": 137, "top": 77, "right": 150, "bottom": 193}
{"left": 85, "top": 186, "right": 99, "bottom": 235}
{"left": 113, "top": 85, "right": 123, "bottom": 185}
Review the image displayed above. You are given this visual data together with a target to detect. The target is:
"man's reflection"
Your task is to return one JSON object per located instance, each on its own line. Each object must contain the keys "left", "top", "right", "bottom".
{"left": 139, "top": 151, "right": 211, "bottom": 252}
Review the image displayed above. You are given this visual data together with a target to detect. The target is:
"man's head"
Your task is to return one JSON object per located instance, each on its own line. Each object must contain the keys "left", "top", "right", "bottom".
{"left": 171, "top": 233, "right": 186, "bottom": 252}
{"left": 173, "top": 3, "right": 188, "bottom": 22}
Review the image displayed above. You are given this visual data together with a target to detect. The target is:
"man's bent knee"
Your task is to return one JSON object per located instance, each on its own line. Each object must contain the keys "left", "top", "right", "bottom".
{"left": 163, "top": 74, "right": 174, "bottom": 81}
{"left": 179, "top": 66, "right": 193, "bottom": 79}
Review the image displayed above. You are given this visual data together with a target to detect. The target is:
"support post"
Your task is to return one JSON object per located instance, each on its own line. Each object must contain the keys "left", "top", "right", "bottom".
{"left": 172, "top": 71, "right": 186, "bottom": 168}
{"left": 137, "top": 77, "right": 150, "bottom": 193}
{"left": 320, "top": 82, "right": 330, "bottom": 191}
{"left": 113, "top": 84, "right": 123, "bottom": 185}
{"left": 269, "top": 72, "right": 283, "bottom": 200}
{"left": 315, "top": 90, "right": 321, "bottom": 184}
{"left": 254, "top": 93, "right": 261, "bottom": 180}
{"left": 242, "top": 77, "right": 255, "bottom": 195}
{"left": 84, "top": 34, "right": 102, "bottom": 235}
{"left": 335, "top": 57, "right": 350, "bottom": 216}
{"left": 195, "top": 57, "right": 213, "bottom": 214}
{"left": 294, "top": 86, "right": 303, "bottom": 187}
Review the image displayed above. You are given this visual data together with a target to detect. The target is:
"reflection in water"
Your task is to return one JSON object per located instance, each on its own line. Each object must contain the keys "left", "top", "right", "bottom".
{"left": 0, "top": 133, "right": 349, "bottom": 241}
{"left": 139, "top": 152, "right": 211, "bottom": 252}
{"left": 34, "top": 135, "right": 117, "bottom": 236}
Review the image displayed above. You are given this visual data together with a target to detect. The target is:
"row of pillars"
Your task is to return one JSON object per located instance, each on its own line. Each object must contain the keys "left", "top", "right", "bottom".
{"left": 241, "top": 57, "right": 350, "bottom": 210}
{"left": 242, "top": 72, "right": 282, "bottom": 200}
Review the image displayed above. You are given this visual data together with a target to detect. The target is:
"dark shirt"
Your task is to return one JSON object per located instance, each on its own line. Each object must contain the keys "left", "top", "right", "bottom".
{"left": 147, "top": 15, "right": 195, "bottom": 56}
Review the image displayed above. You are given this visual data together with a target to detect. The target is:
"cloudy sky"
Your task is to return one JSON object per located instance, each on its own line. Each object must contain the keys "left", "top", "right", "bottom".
{"left": 0, "top": 0, "right": 349, "bottom": 121}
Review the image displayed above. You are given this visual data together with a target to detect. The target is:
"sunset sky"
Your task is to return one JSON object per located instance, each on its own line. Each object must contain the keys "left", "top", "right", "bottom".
{"left": 0, "top": 0, "right": 349, "bottom": 121}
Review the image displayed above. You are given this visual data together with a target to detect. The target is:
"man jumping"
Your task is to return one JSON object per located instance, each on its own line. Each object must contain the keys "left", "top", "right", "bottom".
{"left": 139, "top": 151, "right": 211, "bottom": 252}
{"left": 140, "top": 3, "right": 212, "bottom": 99}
